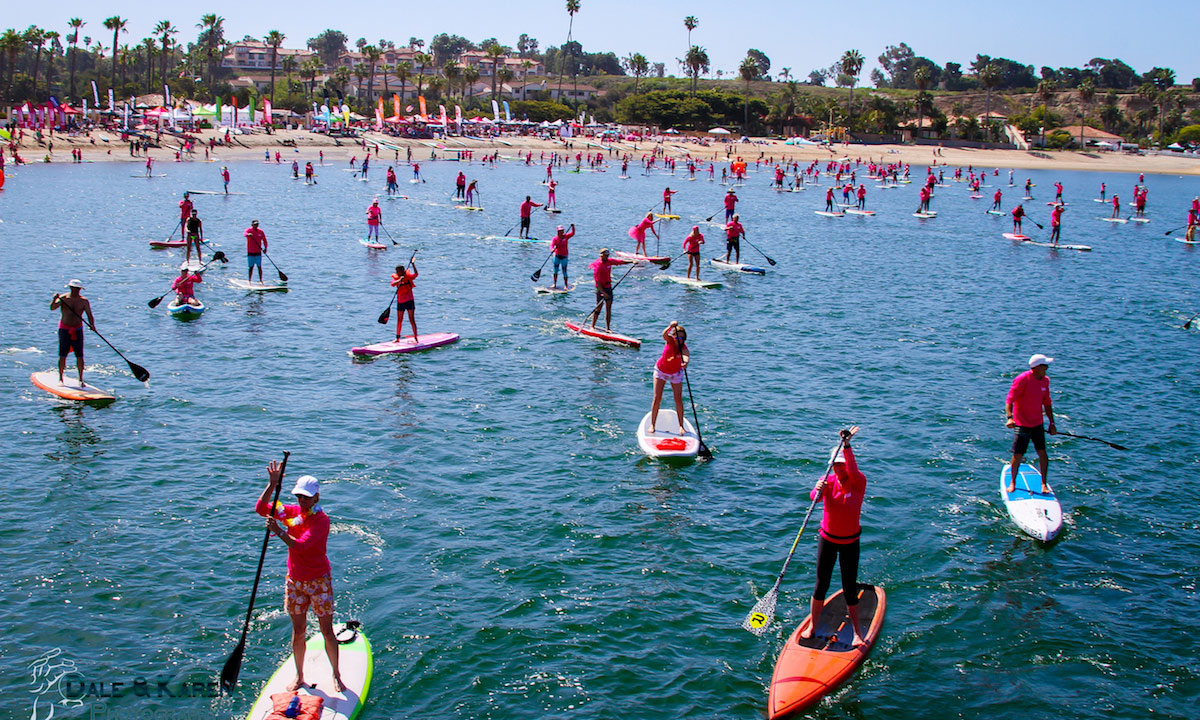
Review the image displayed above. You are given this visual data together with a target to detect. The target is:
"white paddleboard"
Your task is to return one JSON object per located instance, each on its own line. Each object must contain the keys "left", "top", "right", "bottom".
{"left": 654, "top": 274, "right": 722, "bottom": 289}
{"left": 244, "top": 621, "right": 372, "bottom": 720}
{"left": 230, "top": 278, "right": 288, "bottom": 292}
{"left": 1000, "top": 463, "right": 1062, "bottom": 542}
{"left": 913, "top": 212, "right": 938, "bottom": 219}
{"left": 1023, "top": 240, "right": 1092, "bottom": 251}
{"left": 1002, "top": 233, "right": 1031, "bottom": 241}
{"left": 167, "top": 300, "right": 206, "bottom": 316}
{"left": 844, "top": 209, "right": 875, "bottom": 216}
{"left": 359, "top": 237, "right": 387, "bottom": 250}
{"left": 710, "top": 258, "right": 766, "bottom": 275}
{"left": 814, "top": 210, "right": 844, "bottom": 218}
{"left": 29, "top": 370, "right": 115, "bottom": 403}
{"left": 637, "top": 409, "right": 700, "bottom": 458}
{"left": 1100, "top": 217, "right": 1128, "bottom": 224}
{"left": 534, "top": 284, "right": 575, "bottom": 294}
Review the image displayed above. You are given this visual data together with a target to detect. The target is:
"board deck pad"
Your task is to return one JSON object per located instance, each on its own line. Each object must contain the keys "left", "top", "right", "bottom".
{"left": 637, "top": 410, "right": 700, "bottom": 458}
{"left": 1000, "top": 463, "right": 1063, "bottom": 542}
{"left": 244, "top": 622, "right": 372, "bottom": 720}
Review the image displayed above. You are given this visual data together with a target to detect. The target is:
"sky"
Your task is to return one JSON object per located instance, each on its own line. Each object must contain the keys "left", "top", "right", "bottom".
{"left": 7, "top": 0, "right": 1196, "bottom": 85}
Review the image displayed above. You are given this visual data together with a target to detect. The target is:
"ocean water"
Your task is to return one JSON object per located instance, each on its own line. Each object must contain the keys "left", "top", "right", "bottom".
{"left": 1, "top": 150, "right": 1198, "bottom": 720}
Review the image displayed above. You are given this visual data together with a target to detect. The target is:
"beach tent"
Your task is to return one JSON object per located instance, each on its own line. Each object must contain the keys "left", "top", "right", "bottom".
{"left": 708, "top": 127, "right": 731, "bottom": 134}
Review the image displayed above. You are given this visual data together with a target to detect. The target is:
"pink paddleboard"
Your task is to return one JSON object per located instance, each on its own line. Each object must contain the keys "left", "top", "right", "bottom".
{"left": 351, "top": 332, "right": 460, "bottom": 356}
{"left": 612, "top": 250, "right": 670, "bottom": 265}
{"left": 1003, "top": 233, "right": 1031, "bottom": 241}
{"left": 564, "top": 320, "right": 641, "bottom": 348}
{"left": 149, "top": 239, "right": 188, "bottom": 248}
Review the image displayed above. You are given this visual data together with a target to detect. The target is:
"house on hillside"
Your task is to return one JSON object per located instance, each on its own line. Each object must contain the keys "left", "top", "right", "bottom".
{"left": 223, "top": 40, "right": 315, "bottom": 71}
{"left": 1053, "top": 125, "right": 1125, "bottom": 148}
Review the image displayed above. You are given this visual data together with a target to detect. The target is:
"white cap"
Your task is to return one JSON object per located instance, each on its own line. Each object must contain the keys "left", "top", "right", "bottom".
{"left": 829, "top": 447, "right": 846, "bottom": 465}
{"left": 292, "top": 475, "right": 320, "bottom": 497}
{"left": 66, "top": 279, "right": 84, "bottom": 289}
{"left": 1028, "top": 353, "right": 1054, "bottom": 369}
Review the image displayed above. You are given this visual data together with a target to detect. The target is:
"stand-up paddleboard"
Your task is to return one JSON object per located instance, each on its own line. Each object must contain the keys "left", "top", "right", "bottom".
{"left": 230, "top": 278, "right": 288, "bottom": 292}
{"left": 564, "top": 320, "right": 640, "bottom": 348}
{"left": 1093, "top": 198, "right": 1106, "bottom": 203}
{"left": 1100, "top": 217, "right": 1128, "bottom": 224}
{"left": 986, "top": 210, "right": 1004, "bottom": 215}
{"left": 179, "top": 259, "right": 206, "bottom": 271}
{"left": 244, "top": 621, "right": 372, "bottom": 720}
{"left": 131, "top": 174, "right": 168, "bottom": 178}
{"left": 1002, "top": 233, "right": 1031, "bottom": 241}
{"left": 351, "top": 332, "right": 460, "bottom": 356}
{"left": 1022, "top": 196, "right": 1034, "bottom": 200}
{"left": 913, "top": 212, "right": 938, "bottom": 219}
{"left": 654, "top": 213, "right": 681, "bottom": 220}
{"left": 410, "top": 178, "right": 420, "bottom": 183}
{"left": 149, "top": 239, "right": 187, "bottom": 248}
{"left": 482, "top": 235, "right": 542, "bottom": 243}
{"left": 534, "top": 284, "right": 575, "bottom": 294}
{"left": 544, "top": 208, "right": 563, "bottom": 214}
{"left": 814, "top": 210, "right": 844, "bottom": 218}
{"left": 1023, "top": 239, "right": 1092, "bottom": 251}
{"left": 1130, "top": 217, "right": 1150, "bottom": 224}
{"left": 636, "top": 410, "right": 700, "bottom": 458}
{"left": 768, "top": 585, "right": 886, "bottom": 720}
{"left": 167, "top": 300, "right": 205, "bottom": 317}
{"left": 1000, "top": 463, "right": 1062, "bottom": 542}
{"left": 613, "top": 250, "right": 670, "bottom": 265}
{"left": 29, "top": 370, "right": 115, "bottom": 404}
{"left": 845, "top": 209, "right": 875, "bottom": 216}
{"left": 359, "top": 237, "right": 387, "bottom": 250}
{"left": 654, "top": 274, "right": 722, "bottom": 289}
{"left": 970, "top": 194, "right": 984, "bottom": 199}
{"left": 186, "top": 189, "right": 245, "bottom": 195}
{"left": 456, "top": 205, "right": 484, "bottom": 211}
{"left": 1176, "top": 238, "right": 1199, "bottom": 245}
{"left": 1046, "top": 201, "right": 1067, "bottom": 206}
{"left": 710, "top": 258, "right": 766, "bottom": 275}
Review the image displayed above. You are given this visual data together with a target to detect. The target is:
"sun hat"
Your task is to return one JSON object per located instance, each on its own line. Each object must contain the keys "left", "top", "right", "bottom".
{"left": 1028, "top": 353, "right": 1054, "bottom": 368}
{"left": 292, "top": 475, "right": 320, "bottom": 497}
{"left": 66, "top": 279, "right": 84, "bottom": 289}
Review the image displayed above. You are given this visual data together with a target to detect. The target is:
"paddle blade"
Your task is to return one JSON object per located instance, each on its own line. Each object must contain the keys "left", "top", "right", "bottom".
{"left": 378, "top": 307, "right": 391, "bottom": 325}
{"left": 698, "top": 441, "right": 713, "bottom": 459}
{"left": 1185, "top": 319, "right": 1193, "bottom": 329}
{"left": 531, "top": 269, "right": 542, "bottom": 281}
{"left": 766, "top": 257, "right": 777, "bottom": 266}
{"left": 214, "top": 251, "right": 228, "bottom": 263}
{"left": 742, "top": 589, "right": 778, "bottom": 636}
{"left": 219, "top": 640, "right": 245, "bottom": 692}
{"left": 277, "top": 270, "right": 288, "bottom": 282}
{"left": 128, "top": 361, "right": 150, "bottom": 383}
{"left": 148, "top": 297, "right": 163, "bottom": 309}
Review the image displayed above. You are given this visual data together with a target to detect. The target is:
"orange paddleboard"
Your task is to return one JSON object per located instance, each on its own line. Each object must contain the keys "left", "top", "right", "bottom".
{"left": 768, "top": 584, "right": 886, "bottom": 719}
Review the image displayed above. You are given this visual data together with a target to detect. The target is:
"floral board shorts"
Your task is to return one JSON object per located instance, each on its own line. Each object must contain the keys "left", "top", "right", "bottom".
{"left": 285, "top": 574, "right": 334, "bottom": 617}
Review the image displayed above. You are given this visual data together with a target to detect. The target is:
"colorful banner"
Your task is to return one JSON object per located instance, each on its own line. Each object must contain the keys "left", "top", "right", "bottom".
{"left": 248, "top": 96, "right": 256, "bottom": 125}
{"left": 341, "top": 103, "right": 350, "bottom": 125}
{"left": 107, "top": 88, "right": 115, "bottom": 111}
{"left": 455, "top": 105, "right": 463, "bottom": 134}
{"left": 232, "top": 96, "right": 238, "bottom": 126}
{"left": 375, "top": 98, "right": 384, "bottom": 129}
{"left": 393, "top": 94, "right": 400, "bottom": 118}
{"left": 418, "top": 96, "right": 427, "bottom": 121}
{"left": 91, "top": 80, "right": 99, "bottom": 107}
{"left": 215, "top": 97, "right": 222, "bottom": 127}
{"left": 164, "top": 84, "right": 171, "bottom": 106}
{"left": 491, "top": 100, "right": 500, "bottom": 122}
{"left": 503, "top": 101, "right": 511, "bottom": 123}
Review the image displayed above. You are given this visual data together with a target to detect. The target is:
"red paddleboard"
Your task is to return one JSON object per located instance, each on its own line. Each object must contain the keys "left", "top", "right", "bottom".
{"left": 612, "top": 250, "right": 670, "bottom": 265}
{"left": 564, "top": 320, "right": 640, "bottom": 348}
{"left": 351, "top": 332, "right": 460, "bottom": 356}
{"left": 149, "top": 239, "right": 188, "bottom": 248}
{"left": 1002, "top": 233, "right": 1030, "bottom": 240}
{"left": 768, "top": 584, "right": 886, "bottom": 719}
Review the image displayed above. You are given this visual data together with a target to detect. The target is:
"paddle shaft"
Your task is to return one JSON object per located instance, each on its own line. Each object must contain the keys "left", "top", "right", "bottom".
{"left": 379, "top": 220, "right": 399, "bottom": 245}
{"left": 582, "top": 261, "right": 637, "bottom": 324}
{"left": 1164, "top": 225, "right": 1188, "bottom": 236}
{"left": 1184, "top": 311, "right": 1200, "bottom": 329}
{"left": 532, "top": 252, "right": 553, "bottom": 281}
{"left": 260, "top": 248, "right": 288, "bottom": 282}
{"left": 220, "top": 451, "right": 289, "bottom": 691}
{"left": 166, "top": 218, "right": 182, "bottom": 241}
{"left": 739, "top": 231, "right": 776, "bottom": 266}
{"left": 56, "top": 298, "right": 150, "bottom": 383}
{"left": 1056, "top": 430, "right": 1128, "bottom": 451}
{"left": 681, "top": 363, "right": 711, "bottom": 458}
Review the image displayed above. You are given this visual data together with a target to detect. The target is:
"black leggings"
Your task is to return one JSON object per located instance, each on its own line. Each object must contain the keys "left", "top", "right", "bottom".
{"left": 813, "top": 537, "right": 860, "bottom": 606}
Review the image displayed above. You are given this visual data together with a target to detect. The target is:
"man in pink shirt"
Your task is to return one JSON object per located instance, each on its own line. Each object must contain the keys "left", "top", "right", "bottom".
{"left": 518, "top": 195, "right": 542, "bottom": 239}
{"left": 365, "top": 199, "right": 382, "bottom": 243}
{"left": 255, "top": 460, "right": 344, "bottom": 693}
{"left": 1005, "top": 354, "right": 1056, "bottom": 493}
{"left": 549, "top": 224, "right": 575, "bottom": 289}
{"left": 245, "top": 219, "right": 268, "bottom": 283}
{"left": 588, "top": 249, "right": 630, "bottom": 330}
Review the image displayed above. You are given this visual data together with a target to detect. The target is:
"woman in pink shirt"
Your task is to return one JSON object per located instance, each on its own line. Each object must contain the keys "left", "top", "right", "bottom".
{"left": 1005, "top": 353, "right": 1056, "bottom": 492}
{"left": 648, "top": 322, "right": 688, "bottom": 434}
{"left": 801, "top": 426, "right": 868, "bottom": 646}
{"left": 628, "top": 212, "right": 659, "bottom": 255}
{"left": 683, "top": 226, "right": 705, "bottom": 280}
{"left": 171, "top": 268, "right": 203, "bottom": 307}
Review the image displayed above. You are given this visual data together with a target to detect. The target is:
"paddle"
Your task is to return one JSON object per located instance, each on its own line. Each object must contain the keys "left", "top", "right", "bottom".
{"left": 148, "top": 252, "right": 229, "bottom": 308}
{"left": 1056, "top": 430, "right": 1128, "bottom": 451}
{"left": 740, "top": 231, "right": 776, "bottom": 266}
{"left": 705, "top": 205, "right": 727, "bottom": 222}
{"left": 660, "top": 250, "right": 688, "bottom": 271}
{"left": 502, "top": 222, "right": 519, "bottom": 237}
{"left": 165, "top": 218, "right": 182, "bottom": 242}
{"left": 220, "top": 451, "right": 290, "bottom": 693}
{"left": 681, "top": 363, "right": 712, "bottom": 459}
{"left": 1184, "top": 311, "right": 1200, "bottom": 330}
{"left": 581, "top": 261, "right": 637, "bottom": 326}
{"left": 1164, "top": 226, "right": 1187, "bottom": 236}
{"left": 379, "top": 221, "right": 400, "bottom": 246}
{"left": 742, "top": 430, "right": 853, "bottom": 635}
{"left": 531, "top": 252, "right": 553, "bottom": 282}
{"left": 378, "top": 251, "right": 417, "bottom": 324}
{"left": 260, "top": 249, "right": 288, "bottom": 282}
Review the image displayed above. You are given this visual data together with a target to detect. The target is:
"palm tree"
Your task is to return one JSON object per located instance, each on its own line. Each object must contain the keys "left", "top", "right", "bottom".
{"left": 118, "top": 44, "right": 133, "bottom": 89}
{"left": 155, "top": 21, "right": 177, "bottom": 90}
{"left": 912, "top": 65, "right": 931, "bottom": 140}
{"left": 103, "top": 17, "right": 127, "bottom": 91}
{"left": 1, "top": 29, "right": 22, "bottom": 99}
{"left": 684, "top": 15, "right": 698, "bottom": 56}
{"left": 196, "top": 14, "right": 224, "bottom": 89}
{"left": 1035, "top": 79, "right": 1054, "bottom": 148}
{"left": 265, "top": 30, "right": 286, "bottom": 102}
{"left": 558, "top": 0, "right": 581, "bottom": 109}
{"left": 485, "top": 44, "right": 505, "bottom": 100}
{"left": 24, "top": 27, "right": 46, "bottom": 100}
{"left": 395, "top": 61, "right": 411, "bottom": 104}
{"left": 1137, "top": 82, "right": 1158, "bottom": 139}
{"left": 778, "top": 67, "right": 791, "bottom": 83}
{"left": 379, "top": 62, "right": 391, "bottom": 100}
{"left": 739, "top": 55, "right": 757, "bottom": 133}
{"left": 43, "top": 31, "right": 60, "bottom": 94}
{"left": 624, "top": 52, "right": 648, "bottom": 95}
{"left": 414, "top": 52, "right": 432, "bottom": 98}
{"left": 426, "top": 75, "right": 443, "bottom": 102}
{"left": 408, "top": 37, "right": 424, "bottom": 51}
{"left": 520, "top": 58, "right": 533, "bottom": 100}
{"left": 979, "top": 63, "right": 1002, "bottom": 142}
{"left": 302, "top": 56, "right": 320, "bottom": 100}
{"left": 363, "top": 45, "right": 381, "bottom": 102}
{"left": 67, "top": 18, "right": 84, "bottom": 98}
{"left": 141, "top": 38, "right": 156, "bottom": 92}
{"left": 1077, "top": 78, "right": 1095, "bottom": 149}
{"left": 839, "top": 49, "right": 864, "bottom": 125}
{"left": 1150, "top": 67, "right": 1175, "bottom": 141}
{"left": 281, "top": 55, "right": 298, "bottom": 95}
{"left": 498, "top": 67, "right": 514, "bottom": 103}
{"left": 463, "top": 65, "right": 480, "bottom": 102}
{"left": 443, "top": 61, "right": 461, "bottom": 101}
{"left": 684, "top": 45, "right": 709, "bottom": 96}
{"left": 352, "top": 64, "right": 368, "bottom": 102}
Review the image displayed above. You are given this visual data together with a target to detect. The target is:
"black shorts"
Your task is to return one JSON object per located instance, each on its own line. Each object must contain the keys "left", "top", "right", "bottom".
{"left": 520, "top": 217, "right": 531, "bottom": 229}
{"left": 594, "top": 285, "right": 613, "bottom": 305}
{"left": 1011, "top": 424, "right": 1046, "bottom": 455}
{"left": 58, "top": 327, "right": 84, "bottom": 358}
{"left": 726, "top": 237, "right": 740, "bottom": 251}
{"left": 396, "top": 299, "right": 415, "bottom": 312}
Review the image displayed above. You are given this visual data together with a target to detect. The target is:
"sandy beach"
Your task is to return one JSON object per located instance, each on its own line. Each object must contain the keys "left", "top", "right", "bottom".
{"left": 10, "top": 126, "right": 1200, "bottom": 177}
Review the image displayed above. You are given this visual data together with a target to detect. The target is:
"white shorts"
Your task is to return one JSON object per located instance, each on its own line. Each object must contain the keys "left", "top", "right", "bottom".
{"left": 653, "top": 367, "right": 683, "bottom": 384}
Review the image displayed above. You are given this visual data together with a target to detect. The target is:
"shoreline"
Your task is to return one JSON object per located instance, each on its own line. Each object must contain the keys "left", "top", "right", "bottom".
{"left": 7, "top": 126, "right": 1200, "bottom": 176}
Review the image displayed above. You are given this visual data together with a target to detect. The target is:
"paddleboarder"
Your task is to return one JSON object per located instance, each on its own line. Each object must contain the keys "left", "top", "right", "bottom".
{"left": 455, "top": 171, "right": 466, "bottom": 199}
{"left": 1005, "top": 354, "right": 1056, "bottom": 493}
{"left": 305, "top": 162, "right": 315, "bottom": 184}
{"left": 466, "top": 179, "right": 480, "bottom": 208}
{"left": 391, "top": 260, "right": 419, "bottom": 341}
{"left": 724, "top": 215, "right": 744, "bottom": 263}
{"left": 1110, "top": 195, "right": 1121, "bottom": 219}
{"left": 549, "top": 224, "right": 574, "bottom": 289}
{"left": 518, "top": 195, "right": 542, "bottom": 239}
{"left": 991, "top": 188, "right": 1003, "bottom": 212}
{"left": 178, "top": 192, "right": 193, "bottom": 240}
{"left": 185, "top": 209, "right": 204, "bottom": 265}
{"left": 648, "top": 321, "right": 688, "bottom": 435}
{"left": 825, "top": 187, "right": 835, "bottom": 213}
{"left": 50, "top": 279, "right": 94, "bottom": 386}
{"left": 662, "top": 187, "right": 677, "bottom": 213}
{"left": 255, "top": 461, "right": 345, "bottom": 693}
{"left": 628, "top": 212, "right": 659, "bottom": 256}
{"left": 222, "top": 166, "right": 231, "bottom": 194}
{"left": 245, "top": 219, "right": 268, "bottom": 283}
{"left": 386, "top": 166, "right": 398, "bottom": 196}
{"left": 171, "top": 267, "right": 203, "bottom": 308}
{"left": 683, "top": 226, "right": 705, "bottom": 280}
{"left": 366, "top": 200, "right": 382, "bottom": 244}
{"left": 1049, "top": 204, "right": 1066, "bottom": 246}
{"left": 1187, "top": 207, "right": 1197, "bottom": 243}
{"left": 1012, "top": 203, "right": 1025, "bottom": 235}
{"left": 799, "top": 426, "right": 868, "bottom": 647}
{"left": 588, "top": 249, "right": 628, "bottom": 331}
{"left": 725, "top": 189, "right": 739, "bottom": 220}
{"left": 547, "top": 179, "right": 558, "bottom": 210}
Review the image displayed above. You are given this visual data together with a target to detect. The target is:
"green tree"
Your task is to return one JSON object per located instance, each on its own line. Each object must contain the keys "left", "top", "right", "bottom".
{"left": 103, "top": 16, "right": 127, "bottom": 92}
{"left": 302, "top": 56, "right": 320, "bottom": 100}
{"left": 1035, "top": 79, "right": 1055, "bottom": 147}
{"left": 913, "top": 65, "right": 932, "bottom": 139}
{"left": 520, "top": 58, "right": 533, "bottom": 100}
{"left": 558, "top": 0, "right": 581, "bottom": 108}
{"left": 684, "top": 15, "right": 698, "bottom": 48}
{"left": 363, "top": 45, "right": 381, "bottom": 102}
{"left": 443, "top": 61, "right": 461, "bottom": 101}
{"left": 23, "top": 27, "right": 45, "bottom": 99}
{"left": 307, "top": 29, "right": 347, "bottom": 68}
{"left": 155, "top": 21, "right": 177, "bottom": 91}
{"left": 739, "top": 55, "right": 757, "bottom": 132}
{"left": 684, "top": 45, "right": 709, "bottom": 96}
{"left": 979, "top": 63, "right": 1002, "bottom": 141}
{"left": 839, "top": 49, "right": 864, "bottom": 124}
{"left": 264, "top": 30, "right": 285, "bottom": 103}
{"left": 67, "top": 17, "right": 84, "bottom": 98}
{"left": 623, "top": 52, "right": 649, "bottom": 95}
{"left": 281, "top": 55, "right": 298, "bottom": 94}
{"left": 745, "top": 49, "right": 770, "bottom": 80}
{"left": 485, "top": 43, "right": 505, "bottom": 100}
{"left": 43, "top": 30, "right": 60, "bottom": 94}
{"left": 395, "top": 60, "right": 412, "bottom": 103}
{"left": 463, "top": 64, "right": 480, "bottom": 102}
{"left": 415, "top": 52, "right": 432, "bottom": 98}
{"left": 1077, "top": 78, "right": 1095, "bottom": 149}
{"left": 196, "top": 14, "right": 225, "bottom": 90}
{"left": 1, "top": 29, "right": 22, "bottom": 99}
